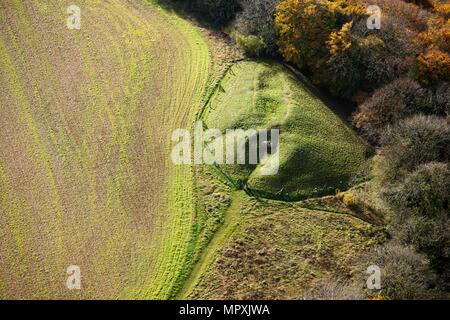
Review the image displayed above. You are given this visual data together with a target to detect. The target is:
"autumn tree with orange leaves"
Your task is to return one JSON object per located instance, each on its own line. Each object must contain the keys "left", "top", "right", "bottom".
{"left": 415, "top": 7, "right": 450, "bottom": 87}
{"left": 415, "top": 48, "right": 450, "bottom": 86}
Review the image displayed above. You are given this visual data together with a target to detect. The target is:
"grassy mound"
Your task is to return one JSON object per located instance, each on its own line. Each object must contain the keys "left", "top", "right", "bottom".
{"left": 205, "top": 61, "right": 370, "bottom": 199}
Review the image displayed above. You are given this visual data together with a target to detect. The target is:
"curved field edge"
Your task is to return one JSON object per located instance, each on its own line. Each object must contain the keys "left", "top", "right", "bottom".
{"left": 114, "top": 0, "right": 212, "bottom": 299}
{"left": 0, "top": 0, "right": 210, "bottom": 299}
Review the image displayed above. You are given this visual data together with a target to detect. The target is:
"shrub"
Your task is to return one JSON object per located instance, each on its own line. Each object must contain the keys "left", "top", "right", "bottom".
{"left": 317, "top": 21, "right": 364, "bottom": 98}
{"left": 370, "top": 242, "right": 436, "bottom": 300}
{"left": 275, "top": 0, "right": 342, "bottom": 70}
{"left": 415, "top": 47, "right": 450, "bottom": 87}
{"left": 379, "top": 163, "right": 450, "bottom": 288}
{"left": 234, "top": 32, "right": 267, "bottom": 57}
{"left": 418, "top": 15, "right": 450, "bottom": 52}
{"left": 321, "top": 16, "right": 420, "bottom": 98}
{"left": 434, "top": 81, "right": 450, "bottom": 116}
{"left": 172, "top": 0, "right": 241, "bottom": 26}
{"left": 275, "top": 0, "right": 374, "bottom": 96}
{"left": 353, "top": 78, "right": 436, "bottom": 144}
{"left": 343, "top": 192, "right": 358, "bottom": 209}
{"left": 348, "top": 1, "right": 426, "bottom": 91}
{"left": 379, "top": 115, "right": 449, "bottom": 181}
{"left": 304, "top": 276, "right": 365, "bottom": 300}
{"left": 434, "top": 2, "right": 450, "bottom": 19}
{"left": 359, "top": 0, "right": 430, "bottom": 32}
{"left": 383, "top": 162, "right": 450, "bottom": 218}
{"left": 403, "top": 0, "right": 434, "bottom": 9}
{"left": 395, "top": 215, "right": 450, "bottom": 283}
{"left": 377, "top": 161, "right": 450, "bottom": 291}
{"left": 354, "top": 17, "right": 420, "bottom": 87}
{"left": 234, "top": 0, "right": 279, "bottom": 55}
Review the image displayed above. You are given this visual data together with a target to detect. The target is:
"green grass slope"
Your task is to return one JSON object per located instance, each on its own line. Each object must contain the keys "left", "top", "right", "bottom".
{"left": 206, "top": 61, "right": 370, "bottom": 200}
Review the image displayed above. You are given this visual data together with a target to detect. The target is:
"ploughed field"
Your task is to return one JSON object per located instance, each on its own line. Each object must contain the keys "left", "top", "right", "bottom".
{"left": 0, "top": 0, "right": 210, "bottom": 299}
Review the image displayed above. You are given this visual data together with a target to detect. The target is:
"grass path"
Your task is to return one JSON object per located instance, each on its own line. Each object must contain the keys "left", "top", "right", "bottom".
{"left": 178, "top": 191, "right": 246, "bottom": 299}
{"left": 189, "top": 196, "right": 385, "bottom": 299}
